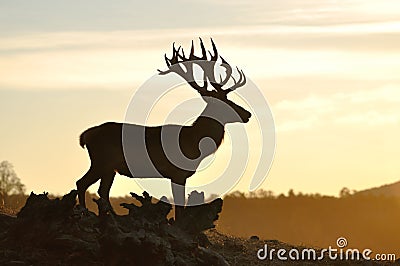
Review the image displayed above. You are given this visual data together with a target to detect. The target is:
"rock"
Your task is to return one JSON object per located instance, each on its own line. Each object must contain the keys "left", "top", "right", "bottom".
{"left": 174, "top": 198, "right": 223, "bottom": 234}
{"left": 250, "top": 235, "right": 260, "bottom": 241}
{"left": 0, "top": 190, "right": 227, "bottom": 265}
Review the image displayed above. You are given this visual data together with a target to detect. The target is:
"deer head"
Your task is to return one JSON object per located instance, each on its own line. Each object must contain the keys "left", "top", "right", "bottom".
{"left": 158, "top": 38, "right": 251, "bottom": 125}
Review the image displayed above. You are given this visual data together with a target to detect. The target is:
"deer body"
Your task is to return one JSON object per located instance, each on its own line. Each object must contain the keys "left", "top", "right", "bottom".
{"left": 78, "top": 118, "right": 225, "bottom": 181}
{"left": 76, "top": 39, "right": 251, "bottom": 219}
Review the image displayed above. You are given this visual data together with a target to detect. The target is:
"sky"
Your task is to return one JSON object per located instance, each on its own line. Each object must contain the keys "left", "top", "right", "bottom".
{"left": 0, "top": 0, "right": 399, "bottom": 198}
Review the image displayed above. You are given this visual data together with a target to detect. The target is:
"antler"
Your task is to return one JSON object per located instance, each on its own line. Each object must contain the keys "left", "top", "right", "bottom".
{"left": 223, "top": 67, "right": 246, "bottom": 94}
{"left": 158, "top": 38, "right": 246, "bottom": 96}
{"left": 158, "top": 39, "right": 209, "bottom": 95}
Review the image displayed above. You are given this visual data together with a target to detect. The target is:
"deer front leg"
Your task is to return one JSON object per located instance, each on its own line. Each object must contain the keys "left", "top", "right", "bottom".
{"left": 171, "top": 180, "right": 186, "bottom": 221}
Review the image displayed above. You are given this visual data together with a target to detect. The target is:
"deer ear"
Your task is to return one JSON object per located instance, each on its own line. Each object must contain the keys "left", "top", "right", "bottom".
{"left": 200, "top": 94, "right": 214, "bottom": 103}
{"left": 200, "top": 94, "right": 209, "bottom": 101}
{"left": 199, "top": 89, "right": 215, "bottom": 98}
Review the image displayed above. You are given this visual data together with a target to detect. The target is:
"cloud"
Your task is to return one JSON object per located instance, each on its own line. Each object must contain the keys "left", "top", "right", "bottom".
{"left": 275, "top": 95, "right": 334, "bottom": 112}
{"left": 214, "top": 0, "right": 400, "bottom": 26}
{"left": 274, "top": 85, "right": 400, "bottom": 132}
{"left": 1, "top": 19, "right": 400, "bottom": 53}
{"left": 276, "top": 116, "right": 318, "bottom": 132}
{"left": 336, "top": 85, "right": 400, "bottom": 103}
{"left": 1, "top": 26, "right": 400, "bottom": 91}
{"left": 335, "top": 111, "right": 400, "bottom": 126}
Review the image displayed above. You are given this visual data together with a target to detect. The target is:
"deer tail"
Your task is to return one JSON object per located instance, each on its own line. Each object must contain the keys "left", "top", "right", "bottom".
{"left": 79, "top": 129, "right": 90, "bottom": 148}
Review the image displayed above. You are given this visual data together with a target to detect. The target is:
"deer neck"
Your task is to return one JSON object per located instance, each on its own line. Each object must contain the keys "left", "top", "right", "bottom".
{"left": 191, "top": 115, "right": 225, "bottom": 149}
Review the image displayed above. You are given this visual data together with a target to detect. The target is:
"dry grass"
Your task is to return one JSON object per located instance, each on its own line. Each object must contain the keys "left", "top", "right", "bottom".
{"left": 0, "top": 205, "right": 18, "bottom": 217}
{"left": 205, "top": 229, "right": 394, "bottom": 265}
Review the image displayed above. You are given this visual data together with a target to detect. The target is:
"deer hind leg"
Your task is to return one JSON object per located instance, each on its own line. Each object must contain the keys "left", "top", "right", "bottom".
{"left": 76, "top": 166, "right": 101, "bottom": 208}
{"left": 97, "top": 170, "right": 116, "bottom": 212}
{"left": 171, "top": 180, "right": 186, "bottom": 221}
{"left": 98, "top": 171, "right": 116, "bottom": 201}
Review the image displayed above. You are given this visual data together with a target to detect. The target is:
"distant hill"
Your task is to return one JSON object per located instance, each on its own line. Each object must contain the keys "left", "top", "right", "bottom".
{"left": 217, "top": 182, "right": 400, "bottom": 260}
{"left": 354, "top": 180, "right": 400, "bottom": 197}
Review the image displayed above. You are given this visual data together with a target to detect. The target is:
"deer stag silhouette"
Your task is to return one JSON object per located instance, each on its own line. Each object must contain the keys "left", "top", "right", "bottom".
{"left": 76, "top": 38, "right": 251, "bottom": 219}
